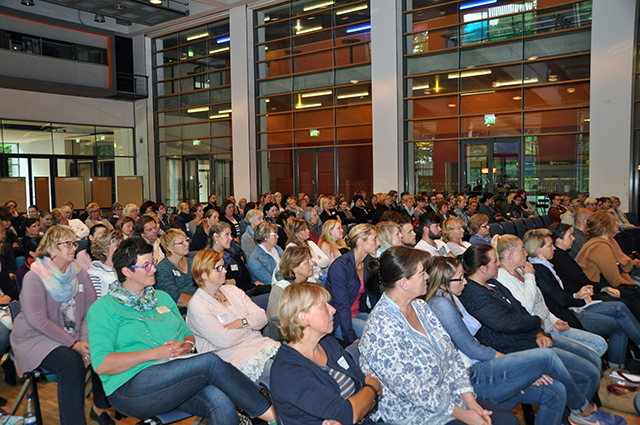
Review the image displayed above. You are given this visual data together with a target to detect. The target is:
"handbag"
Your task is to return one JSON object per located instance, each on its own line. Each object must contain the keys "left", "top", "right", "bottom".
{"left": 0, "top": 415, "right": 24, "bottom": 425}
{"left": 598, "top": 367, "right": 640, "bottom": 413}
{"left": 0, "top": 306, "right": 13, "bottom": 331}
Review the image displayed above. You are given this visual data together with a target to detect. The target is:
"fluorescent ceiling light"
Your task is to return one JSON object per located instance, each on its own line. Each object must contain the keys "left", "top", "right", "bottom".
{"left": 209, "top": 114, "right": 230, "bottom": 119}
{"left": 460, "top": 0, "right": 497, "bottom": 10}
{"left": 412, "top": 84, "right": 430, "bottom": 90}
{"left": 186, "top": 33, "right": 209, "bottom": 41}
{"left": 216, "top": 36, "right": 230, "bottom": 44}
{"left": 303, "top": 1, "right": 334, "bottom": 11}
{"left": 336, "top": 4, "right": 367, "bottom": 15}
{"left": 337, "top": 92, "right": 369, "bottom": 99}
{"left": 346, "top": 23, "right": 371, "bottom": 34}
{"left": 187, "top": 107, "right": 209, "bottom": 113}
{"left": 209, "top": 47, "right": 230, "bottom": 54}
{"left": 493, "top": 77, "right": 538, "bottom": 87}
{"left": 460, "top": 90, "right": 495, "bottom": 96}
{"left": 218, "top": 109, "right": 232, "bottom": 114}
{"left": 447, "top": 69, "right": 492, "bottom": 79}
{"left": 296, "top": 26, "right": 323, "bottom": 35}
{"left": 301, "top": 90, "right": 332, "bottom": 98}
{"left": 295, "top": 103, "right": 322, "bottom": 109}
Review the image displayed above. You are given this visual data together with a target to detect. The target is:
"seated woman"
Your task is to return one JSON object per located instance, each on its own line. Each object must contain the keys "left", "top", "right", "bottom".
{"left": 576, "top": 211, "right": 640, "bottom": 287}
{"left": 501, "top": 194, "right": 526, "bottom": 220}
{"left": 15, "top": 236, "right": 39, "bottom": 289}
{"left": 187, "top": 250, "right": 279, "bottom": 383}
{"left": 10, "top": 226, "right": 111, "bottom": 425}
{"left": 87, "top": 230, "right": 124, "bottom": 299}
{"left": 87, "top": 237, "right": 277, "bottom": 425}
{"left": 270, "top": 283, "right": 384, "bottom": 425}
{"left": 188, "top": 203, "right": 204, "bottom": 237}
{"left": 318, "top": 219, "right": 347, "bottom": 265}
{"left": 75, "top": 224, "right": 108, "bottom": 270}
{"left": 491, "top": 234, "right": 607, "bottom": 364}
{"left": 241, "top": 208, "right": 264, "bottom": 261}
{"left": 443, "top": 217, "right": 471, "bottom": 256}
{"left": 21, "top": 217, "right": 41, "bottom": 245}
{"left": 173, "top": 202, "right": 192, "bottom": 236}
{"left": 458, "top": 244, "right": 614, "bottom": 425}
{"left": 373, "top": 221, "right": 402, "bottom": 257}
{"left": 453, "top": 195, "right": 469, "bottom": 226}
{"left": 191, "top": 208, "right": 219, "bottom": 251}
{"left": 155, "top": 229, "right": 197, "bottom": 313}
{"left": 210, "top": 222, "right": 270, "bottom": 296}
{"left": 300, "top": 207, "right": 321, "bottom": 244}
{"left": 359, "top": 247, "right": 519, "bottom": 425}
{"left": 426, "top": 256, "right": 613, "bottom": 425}
{"left": 248, "top": 221, "right": 283, "bottom": 285}
{"left": 220, "top": 199, "right": 242, "bottom": 243}
{"left": 286, "top": 218, "right": 330, "bottom": 281}
{"left": 467, "top": 214, "right": 491, "bottom": 245}
{"left": 114, "top": 216, "right": 135, "bottom": 239}
{"left": 123, "top": 204, "right": 139, "bottom": 221}
{"left": 325, "top": 224, "right": 381, "bottom": 344}
{"left": 525, "top": 226, "right": 640, "bottom": 371}
{"left": 560, "top": 199, "right": 582, "bottom": 227}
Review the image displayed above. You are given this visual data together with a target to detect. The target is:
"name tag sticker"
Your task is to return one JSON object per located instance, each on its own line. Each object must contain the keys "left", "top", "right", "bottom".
{"left": 173, "top": 270, "right": 181, "bottom": 277}
{"left": 230, "top": 264, "right": 239, "bottom": 271}
{"left": 337, "top": 356, "right": 349, "bottom": 370}
{"left": 78, "top": 284, "right": 84, "bottom": 293}
{"left": 156, "top": 306, "right": 171, "bottom": 314}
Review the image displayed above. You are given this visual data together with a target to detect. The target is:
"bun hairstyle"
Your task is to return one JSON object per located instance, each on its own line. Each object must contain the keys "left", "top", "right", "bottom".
{"left": 366, "top": 246, "right": 431, "bottom": 291}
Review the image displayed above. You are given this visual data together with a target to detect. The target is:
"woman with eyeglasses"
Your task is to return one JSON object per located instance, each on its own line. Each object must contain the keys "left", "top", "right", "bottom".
{"left": 467, "top": 214, "right": 491, "bottom": 245}
{"left": 88, "top": 237, "right": 278, "bottom": 425}
{"left": 155, "top": 229, "right": 197, "bottom": 314}
{"left": 11, "top": 226, "right": 112, "bottom": 425}
{"left": 187, "top": 249, "right": 279, "bottom": 383}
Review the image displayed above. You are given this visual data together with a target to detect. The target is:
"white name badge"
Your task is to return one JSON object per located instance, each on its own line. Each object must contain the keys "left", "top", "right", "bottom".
{"left": 337, "top": 356, "right": 349, "bottom": 370}
{"left": 173, "top": 270, "right": 181, "bottom": 277}
{"left": 156, "top": 306, "right": 171, "bottom": 314}
{"left": 230, "top": 264, "right": 239, "bottom": 271}
{"left": 78, "top": 284, "right": 84, "bottom": 293}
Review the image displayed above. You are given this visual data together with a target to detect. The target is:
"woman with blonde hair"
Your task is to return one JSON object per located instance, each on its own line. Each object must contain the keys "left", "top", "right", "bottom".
{"left": 286, "top": 217, "right": 330, "bottom": 280}
{"left": 318, "top": 219, "right": 347, "bottom": 265}
{"left": 270, "top": 283, "right": 383, "bottom": 425}
{"left": 374, "top": 221, "right": 402, "bottom": 257}
{"left": 123, "top": 204, "right": 139, "bottom": 220}
{"left": 443, "top": 217, "right": 470, "bottom": 256}
{"left": 155, "top": 229, "right": 196, "bottom": 311}
{"left": 187, "top": 249, "right": 279, "bottom": 383}
{"left": 241, "top": 208, "right": 265, "bottom": 260}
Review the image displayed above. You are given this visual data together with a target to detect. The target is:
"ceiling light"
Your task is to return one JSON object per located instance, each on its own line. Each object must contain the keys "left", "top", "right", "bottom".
{"left": 346, "top": 23, "right": 371, "bottom": 34}
{"left": 113, "top": 4, "right": 126, "bottom": 10}
{"left": 584, "top": 118, "right": 590, "bottom": 122}
{"left": 150, "top": 0, "right": 162, "bottom": 3}
{"left": 412, "top": 84, "right": 430, "bottom": 90}
{"left": 567, "top": 87, "right": 575, "bottom": 93}
{"left": 216, "top": 36, "right": 230, "bottom": 44}
{"left": 296, "top": 26, "right": 323, "bottom": 35}
{"left": 448, "top": 69, "right": 492, "bottom": 79}
{"left": 264, "top": 17, "right": 270, "bottom": 22}
{"left": 301, "top": 90, "right": 332, "bottom": 98}
{"left": 186, "top": 33, "right": 209, "bottom": 41}
{"left": 336, "top": 4, "right": 367, "bottom": 15}
{"left": 527, "top": 56, "right": 538, "bottom": 61}
{"left": 460, "top": 0, "right": 497, "bottom": 10}
{"left": 447, "top": 104, "right": 457, "bottom": 107}
{"left": 303, "top": 1, "right": 334, "bottom": 11}
{"left": 209, "top": 114, "right": 230, "bottom": 119}
{"left": 209, "top": 47, "right": 229, "bottom": 54}
{"left": 295, "top": 103, "right": 322, "bottom": 109}
{"left": 350, "top": 79, "right": 359, "bottom": 84}
{"left": 513, "top": 96, "right": 522, "bottom": 100}
{"left": 493, "top": 77, "right": 538, "bottom": 87}
{"left": 20, "top": 0, "right": 34, "bottom": 6}
{"left": 337, "top": 92, "right": 369, "bottom": 99}
{"left": 94, "top": 14, "right": 105, "bottom": 23}
{"left": 460, "top": 90, "right": 495, "bottom": 96}
{"left": 187, "top": 107, "right": 209, "bottom": 113}
{"left": 548, "top": 75, "right": 558, "bottom": 82}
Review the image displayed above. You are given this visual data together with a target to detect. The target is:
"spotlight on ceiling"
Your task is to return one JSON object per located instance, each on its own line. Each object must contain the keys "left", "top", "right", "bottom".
{"left": 150, "top": 0, "right": 163, "bottom": 4}
{"left": 94, "top": 13, "right": 105, "bottom": 23}
{"left": 21, "top": 0, "right": 35, "bottom": 6}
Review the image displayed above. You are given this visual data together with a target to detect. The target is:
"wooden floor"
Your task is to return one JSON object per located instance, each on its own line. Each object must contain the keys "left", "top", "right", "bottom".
{"left": 0, "top": 373, "right": 639, "bottom": 425}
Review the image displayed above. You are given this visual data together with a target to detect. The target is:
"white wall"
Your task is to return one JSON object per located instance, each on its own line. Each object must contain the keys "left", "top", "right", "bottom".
{"left": 589, "top": 0, "right": 636, "bottom": 209}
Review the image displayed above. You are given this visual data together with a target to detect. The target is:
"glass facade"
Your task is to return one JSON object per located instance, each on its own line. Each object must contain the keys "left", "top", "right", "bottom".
{"left": 254, "top": 0, "right": 373, "bottom": 200}
{"left": 404, "top": 0, "right": 591, "bottom": 200}
{"left": 0, "top": 119, "right": 135, "bottom": 210}
{"left": 152, "top": 20, "right": 232, "bottom": 208}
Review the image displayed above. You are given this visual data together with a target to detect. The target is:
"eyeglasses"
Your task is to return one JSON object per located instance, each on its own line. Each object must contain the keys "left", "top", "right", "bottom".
{"left": 213, "top": 265, "right": 226, "bottom": 273}
{"left": 450, "top": 277, "right": 466, "bottom": 282}
{"left": 130, "top": 259, "right": 158, "bottom": 272}
{"left": 57, "top": 241, "right": 78, "bottom": 248}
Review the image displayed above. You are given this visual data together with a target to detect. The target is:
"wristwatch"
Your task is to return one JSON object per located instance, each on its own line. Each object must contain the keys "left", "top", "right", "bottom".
{"left": 241, "top": 318, "right": 248, "bottom": 328}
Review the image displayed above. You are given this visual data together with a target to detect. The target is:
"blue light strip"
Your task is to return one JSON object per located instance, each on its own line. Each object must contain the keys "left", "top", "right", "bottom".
{"left": 216, "top": 36, "right": 230, "bottom": 44}
{"left": 459, "top": 0, "right": 497, "bottom": 10}
{"left": 346, "top": 23, "right": 371, "bottom": 34}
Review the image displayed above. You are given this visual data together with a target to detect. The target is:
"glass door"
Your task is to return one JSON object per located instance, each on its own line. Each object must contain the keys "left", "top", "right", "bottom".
{"left": 460, "top": 138, "right": 520, "bottom": 197}
{"left": 295, "top": 148, "right": 335, "bottom": 199}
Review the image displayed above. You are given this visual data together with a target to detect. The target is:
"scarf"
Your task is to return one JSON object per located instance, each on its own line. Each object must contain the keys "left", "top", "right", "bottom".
{"left": 528, "top": 255, "right": 564, "bottom": 289}
{"left": 108, "top": 280, "right": 158, "bottom": 311}
{"left": 30, "top": 257, "right": 80, "bottom": 303}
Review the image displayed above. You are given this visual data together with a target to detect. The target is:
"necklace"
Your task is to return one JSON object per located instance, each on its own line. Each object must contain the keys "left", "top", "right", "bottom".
{"left": 356, "top": 262, "right": 364, "bottom": 270}
{"left": 213, "top": 290, "right": 228, "bottom": 303}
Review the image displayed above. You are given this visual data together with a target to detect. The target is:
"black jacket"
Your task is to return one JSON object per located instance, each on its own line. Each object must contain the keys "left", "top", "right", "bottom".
{"left": 351, "top": 205, "right": 372, "bottom": 224}
{"left": 532, "top": 263, "right": 584, "bottom": 329}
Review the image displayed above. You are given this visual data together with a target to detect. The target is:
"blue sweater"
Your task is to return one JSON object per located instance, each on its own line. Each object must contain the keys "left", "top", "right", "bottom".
{"left": 270, "top": 336, "right": 371, "bottom": 425}
{"left": 247, "top": 244, "right": 283, "bottom": 285}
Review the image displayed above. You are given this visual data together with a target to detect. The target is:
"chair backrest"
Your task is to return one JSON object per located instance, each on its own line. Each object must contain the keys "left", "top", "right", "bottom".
{"left": 627, "top": 212, "right": 640, "bottom": 226}
{"left": 345, "top": 340, "right": 360, "bottom": 364}
{"left": 188, "top": 250, "right": 198, "bottom": 259}
{"left": 532, "top": 216, "right": 544, "bottom": 229}
{"left": 488, "top": 223, "right": 504, "bottom": 237}
{"left": 524, "top": 218, "right": 536, "bottom": 230}
{"left": 501, "top": 221, "right": 516, "bottom": 236}
{"left": 251, "top": 293, "right": 270, "bottom": 311}
{"left": 8, "top": 300, "right": 20, "bottom": 320}
{"left": 514, "top": 220, "right": 527, "bottom": 239}
{"left": 541, "top": 215, "right": 552, "bottom": 228}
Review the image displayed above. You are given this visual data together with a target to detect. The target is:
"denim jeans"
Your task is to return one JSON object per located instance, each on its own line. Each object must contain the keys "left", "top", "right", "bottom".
{"left": 469, "top": 346, "right": 599, "bottom": 425}
{"left": 576, "top": 301, "right": 640, "bottom": 365}
{"left": 550, "top": 330, "right": 604, "bottom": 369}
{"left": 447, "top": 398, "right": 520, "bottom": 425}
{"left": 549, "top": 327, "right": 607, "bottom": 358}
{"left": 334, "top": 312, "right": 369, "bottom": 341}
{"left": 38, "top": 346, "right": 89, "bottom": 425}
{"left": 107, "top": 352, "right": 271, "bottom": 425}
{"left": 551, "top": 346, "right": 601, "bottom": 403}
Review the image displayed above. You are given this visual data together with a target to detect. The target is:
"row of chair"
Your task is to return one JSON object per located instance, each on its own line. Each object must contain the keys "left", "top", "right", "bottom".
{"left": 488, "top": 215, "right": 553, "bottom": 239}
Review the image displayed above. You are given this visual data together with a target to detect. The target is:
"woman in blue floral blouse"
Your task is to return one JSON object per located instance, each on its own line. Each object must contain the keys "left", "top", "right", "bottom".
{"left": 359, "top": 246, "right": 519, "bottom": 425}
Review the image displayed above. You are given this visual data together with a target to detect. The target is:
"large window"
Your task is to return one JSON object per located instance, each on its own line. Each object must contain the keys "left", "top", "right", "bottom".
{"left": 255, "top": 0, "right": 373, "bottom": 200}
{"left": 404, "top": 0, "right": 591, "bottom": 199}
{"left": 152, "top": 20, "right": 232, "bottom": 207}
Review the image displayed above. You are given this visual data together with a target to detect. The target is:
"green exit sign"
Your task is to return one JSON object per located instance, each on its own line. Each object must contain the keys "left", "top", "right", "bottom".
{"left": 310, "top": 129, "right": 319, "bottom": 137}
{"left": 484, "top": 114, "right": 496, "bottom": 125}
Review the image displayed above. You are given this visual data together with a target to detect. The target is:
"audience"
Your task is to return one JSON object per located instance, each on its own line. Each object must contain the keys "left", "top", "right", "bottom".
{"left": 247, "top": 221, "right": 283, "bottom": 286}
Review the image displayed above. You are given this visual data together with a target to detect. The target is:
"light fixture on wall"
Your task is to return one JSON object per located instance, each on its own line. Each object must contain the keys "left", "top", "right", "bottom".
{"left": 94, "top": 13, "right": 105, "bottom": 22}
{"left": 21, "top": 0, "right": 35, "bottom": 6}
